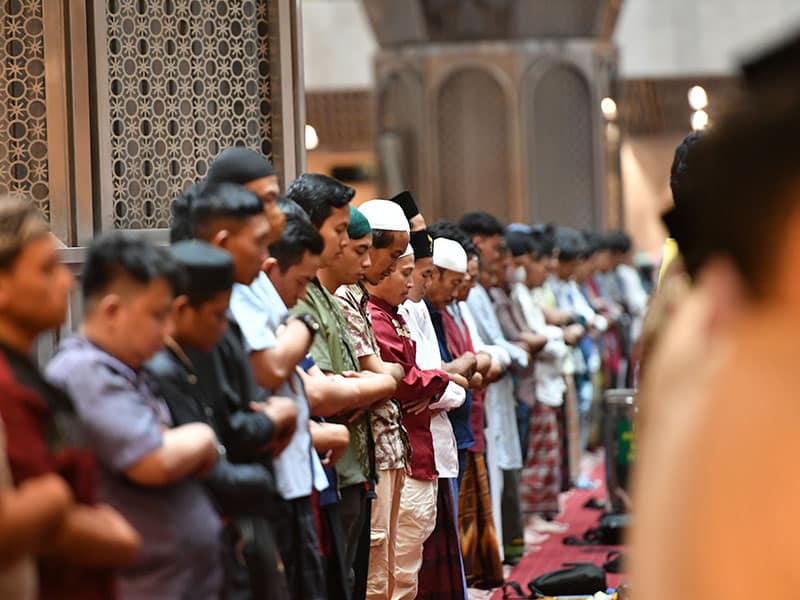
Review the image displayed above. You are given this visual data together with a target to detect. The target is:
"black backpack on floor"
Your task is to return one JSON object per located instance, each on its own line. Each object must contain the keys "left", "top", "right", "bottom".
{"left": 502, "top": 563, "right": 607, "bottom": 599}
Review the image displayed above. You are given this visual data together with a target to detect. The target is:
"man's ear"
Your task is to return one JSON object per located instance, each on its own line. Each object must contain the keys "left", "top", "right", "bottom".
{"left": 171, "top": 294, "right": 191, "bottom": 317}
{"left": 211, "top": 229, "right": 231, "bottom": 249}
{"left": 97, "top": 293, "right": 123, "bottom": 320}
{"left": 262, "top": 256, "right": 279, "bottom": 274}
{"left": 697, "top": 256, "right": 746, "bottom": 334}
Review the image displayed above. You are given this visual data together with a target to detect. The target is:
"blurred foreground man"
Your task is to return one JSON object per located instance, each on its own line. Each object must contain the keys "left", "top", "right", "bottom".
{"left": 630, "top": 84, "right": 800, "bottom": 598}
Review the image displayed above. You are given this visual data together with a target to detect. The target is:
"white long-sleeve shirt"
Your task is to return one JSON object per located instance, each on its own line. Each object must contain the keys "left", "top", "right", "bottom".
{"left": 400, "top": 299, "right": 464, "bottom": 478}
{"left": 510, "top": 282, "right": 568, "bottom": 407}
{"left": 465, "top": 285, "right": 528, "bottom": 369}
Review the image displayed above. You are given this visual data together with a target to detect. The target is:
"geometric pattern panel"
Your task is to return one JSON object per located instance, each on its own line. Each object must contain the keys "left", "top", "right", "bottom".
{"left": 104, "top": 0, "right": 271, "bottom": 229}
{"left": 0, "top": 0, "right": 50, "bottom": 220}
{"left": 529, "top": 63, "right": 595, "bottom": 230}
{"left": 437, "top": 68, "right": 510, "bottom": 222}
{"left": 307, "top": 90, "right": 374, "bottom": 152}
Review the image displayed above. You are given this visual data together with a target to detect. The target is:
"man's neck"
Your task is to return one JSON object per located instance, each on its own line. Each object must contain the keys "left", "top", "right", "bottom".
{"left": 371, "top": 293, "right": 398, "bottom": 311}
{"left": 0, "top": 319, "right": 36, "bottom": 357}
{"left": 80, "top": 322, "right": 140, "bottom": 370}
{"left": 428, "top": 297, "right": 447, "bottom": 311}
{"left": 317, "top": 268, "right": 346, "bottom": 294}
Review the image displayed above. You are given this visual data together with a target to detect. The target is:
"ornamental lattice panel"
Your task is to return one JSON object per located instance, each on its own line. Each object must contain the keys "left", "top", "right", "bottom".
{"left": 0, "top": 0, "right": 50, "bottom": 220}
{"left": 101, "top": 0, "right": 272, "bottom": 229}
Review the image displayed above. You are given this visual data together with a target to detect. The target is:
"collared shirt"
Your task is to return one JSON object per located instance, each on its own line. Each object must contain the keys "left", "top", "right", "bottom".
{"left": 335, "top": 283, "right": 407, "bottom": 472}
{"left": 466, "top": 284, "right": 529, "bottom": 369}
{"left": 369, "top": 296, "right": 449, "bottom": 481}
{"left": 510, "top": 282, "right": 568, "bottom": 408}
{"left": 490, "top": 287, "right": 538, "bottom": 408}
{"left": 0, "top": 344, "right": 108, "bottom": 600}
{"left": 547, "top": 276, "right": 602, "bottom": 374}
{"left": 229, "top": 272, "right": 328, "bottom": 499}
{"left": 454, "top": 301, "right": 512, "bottom": 369}
{"left": 46, "top": 335, "right": 223, "bottom": 600}
{"left": 400, "top": 299, "right": 463, "bottom": 478}
{"left": 458, "top": 291, "right": 524, "bottom": 470}
{"left": 291, "top": 279, "right": 370, "bottom": 488}
{"left": 426, "top": 300, "right": 475, "bottom": 451}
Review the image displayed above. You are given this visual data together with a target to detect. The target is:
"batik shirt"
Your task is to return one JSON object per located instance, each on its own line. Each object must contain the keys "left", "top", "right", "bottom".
{"left": 335, "top": 283, "right": 408, "bottom": 472}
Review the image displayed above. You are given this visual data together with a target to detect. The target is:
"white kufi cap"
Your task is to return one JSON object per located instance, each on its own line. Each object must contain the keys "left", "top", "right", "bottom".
{"left": 432, "top": 238, "right": 467, "bottom": 274}
{"left": 357, "top": 200, "right": 410, "bottom": 233}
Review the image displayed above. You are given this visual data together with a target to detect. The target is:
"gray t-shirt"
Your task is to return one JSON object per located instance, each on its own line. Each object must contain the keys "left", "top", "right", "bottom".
{"left": 229, "top": 272, "right": 328, "bottom": 500}
{"left": 46, "top": 335, "right": 222, "bottom": 600}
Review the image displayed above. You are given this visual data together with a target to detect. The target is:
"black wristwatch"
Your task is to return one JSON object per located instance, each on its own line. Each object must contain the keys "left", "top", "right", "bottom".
{"left": 295, "top": 313, "right": 320, "bottom": 337}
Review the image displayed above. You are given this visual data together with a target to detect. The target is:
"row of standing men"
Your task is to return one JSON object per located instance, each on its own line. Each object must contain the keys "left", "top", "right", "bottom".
{"left": 0, "top": 146, "right": 647, "bottom": 600}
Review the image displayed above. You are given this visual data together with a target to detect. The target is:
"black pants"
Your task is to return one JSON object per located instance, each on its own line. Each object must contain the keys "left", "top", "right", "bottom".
{"left": 271, "top": 497, "right": 326, "bottom": 600}
{"left": 501, "top": 468, "right": 524, "bottom": 557}
{"left": 221, "top": 516, "right": 289, "bottom": 600}
{"left": 338, "top": 484, "right": 370, "bottom": 600}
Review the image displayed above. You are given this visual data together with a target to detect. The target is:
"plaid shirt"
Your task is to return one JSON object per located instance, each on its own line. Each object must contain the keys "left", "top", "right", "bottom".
{"left": 335, "top": 283, "right": 408, "bottom": 472}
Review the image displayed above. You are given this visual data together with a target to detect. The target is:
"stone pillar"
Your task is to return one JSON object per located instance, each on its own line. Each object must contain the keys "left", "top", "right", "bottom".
{"left": 365, "top": 0, "right": 623, "bottom": 230}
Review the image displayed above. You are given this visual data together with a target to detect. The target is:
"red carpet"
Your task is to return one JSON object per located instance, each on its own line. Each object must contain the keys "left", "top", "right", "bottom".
{"left": 490, "top": 459, "right": 626, "bottom": 599}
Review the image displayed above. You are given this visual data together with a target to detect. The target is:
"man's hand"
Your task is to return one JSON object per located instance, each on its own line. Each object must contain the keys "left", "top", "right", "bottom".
{"left": 450, "top": 373, "right": 470, "bottom": 389}
{"left": 250, "top": 396, "right": 298, "bottom": 456}
{"left": 475, "top": 352, "right": 492, "bottom": 377}
{"left": 310, "top": 421, "right": 350, "bottom": 466}
{"left": 469, "top": 372, "right": 484, "bottom": 389}
{"left": 485, "top": 358, "right": 504, "bottom": 384}
{"left": 520, "top": 331, "right": 548, "bottom": 355}
{"left": 564, "top": 324, "right": 585, "bottom": 345}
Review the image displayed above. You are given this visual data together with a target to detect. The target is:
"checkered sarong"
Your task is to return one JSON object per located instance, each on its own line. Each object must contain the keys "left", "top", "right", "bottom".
{"left": 520, "top": 402, "right": 562, "bottom": 515}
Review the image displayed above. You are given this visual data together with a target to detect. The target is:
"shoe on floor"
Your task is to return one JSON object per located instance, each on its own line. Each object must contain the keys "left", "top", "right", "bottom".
{"left": 528, "top": 515, "right": 569, "bottom": 534}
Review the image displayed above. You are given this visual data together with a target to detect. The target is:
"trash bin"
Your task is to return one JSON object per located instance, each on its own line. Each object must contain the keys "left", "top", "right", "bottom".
{"left": 603, "top": 388, "right": 637, "bottom": 514}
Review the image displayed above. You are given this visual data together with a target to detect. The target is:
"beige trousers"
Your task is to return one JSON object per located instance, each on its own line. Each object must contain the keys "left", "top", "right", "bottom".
{"left": 392, "top": 477, "right": 438, "bottom": 600}
{"left": 367, "top": 468, "right": 406, "bottom": 600}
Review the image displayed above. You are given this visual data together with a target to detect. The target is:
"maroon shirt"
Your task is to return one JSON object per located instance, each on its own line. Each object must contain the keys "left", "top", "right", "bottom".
{"left": 442, "top": 309, "right": 487, "bottom": 454}
{"left": 0, "top": 345, "right": 115, "bottom": 600}
{"left": 368, "top": 297, "right": 449, "bottom": 481}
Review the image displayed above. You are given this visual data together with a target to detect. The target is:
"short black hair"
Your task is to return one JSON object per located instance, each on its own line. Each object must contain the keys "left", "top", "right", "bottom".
{"left": 371, "top": 229, "right": 396, "bottom": 250}
{"left": 682, "top": 88, "right": 800, "bottom": 293}
{"left": 284, "top": 173, "right": 354, "bottom": 229}
{"left": 82, "top": 232, "right": 183, "bottom": 302}
{"left": 269, "top": 202, "right": 324, "bottom": 273}
{"left": 170, "top": 182, "right": 263, "bottom": 243}
{"left": 669, "top": 131, "right": 705, "bottom": 210}
{"left": 505, "top": 232, "right": 533, "bottom": 258}
{"left": 428, "top": 220, "right": 479, "bottom": 258}
{"left": 170, "top": 240, "right": 235, "bottom": 307}
{"left": 531, "top": 224, "right": 557, "bottom": 258}
{"left": 663, "top": 132, "right": 704, "bottom": 256}
{"left": 605, "top": 230, "right": 632, "bottom": 254}
{"left": 555, "top": 227, "right": 586, "bottom": 261}
{"left": 458, "top": 211, "right": 504, "bottom": 237}
{"left": 580, "top": 231, "right": 599, "bottom": 258}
